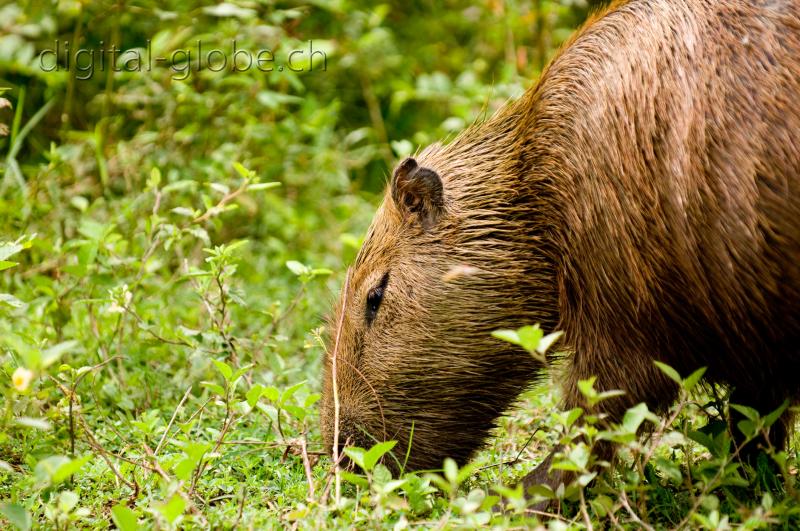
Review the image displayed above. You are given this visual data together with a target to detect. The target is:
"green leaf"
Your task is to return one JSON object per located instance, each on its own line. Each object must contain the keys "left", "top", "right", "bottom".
{"left": 343, "top": 447, "right": 366, "bottom": 470}
{"left": 517, "top": 325, "right": 544, "bottom": 352}
{"left": 568, "top": 445, "right": 590, "bottom": 470}
{"left": 231, "top": 364, "right": 254, "bottom": 383}
{"left": 565, "top": 407, "right": 584, "bottom": 427}
{"left": 363, "top": 440, "right": 397, "bottom": 471}
{"left": 730, "top": 404, "right": 760, "bottom": 422}
{"left": 212, "top": 359, "right": 233, "bottom": 381}
{"left": 0, "top": 243, "right": 23, "bottom": 261}
{"left": 524, "top": 484, "right": 555, "bottom": 500}
{"left": 261, "top": 386, "right": 280, "bottom": 403}
{"left": 173, "top": 443, "right": 210, "bottom": 481}
{"left": 57, "top": 491, "right": 79, "bottom": 513}
{"left": 577, "top": 377, "right": 597, "bottom": 399}
{"left": 77, "top": 219, "right": 110, "bottom": 241}
{"left": 491, "top": 329, "right": 520, "bottom": 346}
{"left": 0, "top": 260, "right": 18, "bottom": 271}
{"left": 33, "top": 456, "right": 69, "bottom": 484}
{"left": 577, "top": 471, "right": 597, "bottom": 486}
{"left": 310, "top": 267, "right": 333, "bottom": 278}
{"left": 233, "top": 162, "right": 251, "bottom": 178}
{"left": 76, "top": 241, "right": 98, "bottom": 270}
{"left": 596, "top": 389, "right": 626, "bottom": 402}
{"left": 71, "top": 196, "right": 89, "bottom": 211}
{"left": 200, "top": 382, "right": 225, "bottom": 396}
{"left": 304, "top": 393, "right": 321, "bottom": 408}
{"left": 148, "top": 167, "right": 162, "bottom": 188}
{"left": 14, "top": 417, "right": 52, "bottom": 430}
{"left": 654, "top": 361, "right": 681, "bottom": 385}
{"left": 280, "top": 380, "right": 306, "bottom": 405}
{"left": 248, "top": 182, "right": 281, "bottom": 191}
{"left": 425, "top": 472, "right": 452, "bottom": 494}
{"left": 622, "top": 403, "right": 649, "bottom": 433}
{"left": 171, "top": 207, "right": 197, "bottom": 217}
{"left": 246, "top": 385, "right": 264, "bottom": 407}
{"left": 377, "top": 478, "right": 409, "bottom": 495}
{"left": 286, "top": 260, "right": 309, "bottom": 276}
{"left": 111, "top": 504, "right": 139, "bottom": 531}
{"left": 223, "top": 239, "right": 249, "bottom": 254}
{"left": 737, "top": 419, "right": 758, "bottom": 438}
{"left": 162, "top": 180, "right": 197, "bottom": 193}
{"left": 443, "top": 457, "right": 458, "bottom": 485}
{"left": 282, "top": 404, "right": 307, "bottom": 421}
{"left": 763, "top": 400, "right": 790, "bottom": 428}
{"left": 683, "top": 367, "right": 707, "bottom": 391}
{"left": 455, "top": 460, "right": 480, "bottom": 485}
{"left": 154, "top": 495, "right": 186, "bottom": 525}
{"left": 537, "top": 331, "right": 563, "bottom": 354}
{"left": 340, "top": 471, "right": 369, "bottom": 488}
{"left": 41, "top": 341, "right": 79, "bottom": 368}
{"left": 53, "top": 454, "right": 92, "bottom": 485}
{"left": 655, "top": 457, "right": 682, "bottom": 484}
{"left": 209, "top": 182, "right": 230, "bottom": 195}
{"left": 34, "top": 454, "right": 92, "bottom": 487}
{"left": 688, "top": 430, "right": 716, "bottom": 454}
{"left": 0, "top": 503, "right": 31, "bottom": 531}
{"left": 372, "top": 463, "right": 392, "bottom": 485}
{"left": 0, "top": 293, "right": 24, "bottom": 309}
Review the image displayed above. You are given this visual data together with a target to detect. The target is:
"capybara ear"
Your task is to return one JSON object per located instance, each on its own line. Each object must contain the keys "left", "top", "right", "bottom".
{"left": 391, "top": 157, "right": 444, "bottom": 229}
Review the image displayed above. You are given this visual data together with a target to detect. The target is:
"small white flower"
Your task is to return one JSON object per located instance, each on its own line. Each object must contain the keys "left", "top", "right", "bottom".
{"left": 108, "top": 284, "right": 133, "bottom": 314}
{"left": 12, "top": 367, "right": 34, "bottom": 392}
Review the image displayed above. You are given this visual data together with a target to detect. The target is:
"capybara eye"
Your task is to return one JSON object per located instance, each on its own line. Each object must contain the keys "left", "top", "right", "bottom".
{"left": 365, "top": 272, "right": 390, "bottom": 325}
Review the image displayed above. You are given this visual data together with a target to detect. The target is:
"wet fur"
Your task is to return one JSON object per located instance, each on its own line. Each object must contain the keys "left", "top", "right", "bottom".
{"left": 321, "top": 0, "right": 800, "bottom": 476}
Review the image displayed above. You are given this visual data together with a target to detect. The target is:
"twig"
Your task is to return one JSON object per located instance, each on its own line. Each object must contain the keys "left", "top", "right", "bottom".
{"left": 124, "top": 307, "right": 195, "bottom": 347}
{"left": 619, "top": 489, "right": 654, "bottom": 531}
{"left": 318, "top": 450, "right": 348, "bottom": 507}
{"left": 673, "top": 437, "right": 748, "bottom": 530}
{"left": 263, "top": 285, "right": 305, "bottom": 338}
{"left": 232, "top": 486, "right": 246, "bottom": 529}
{"left": 75, "top": 414, "right": 138, "bottom": 490}
{"left": 300, "top": 432, "right": 316, "bottom": 499}
{"left": 190, "top": 385, "right": 238, "bottom": 495}
{"left": 155, "top": 385, "right": 194, "bottom": 455}
{"left": 142, "top": 442, "right": 209, "bottom": 527}
{"left": 192, "top": 179, "right": 249, "bottom": 224}
{"left": 49, "top": 376, "right": 139, "bottom": 491}
{"left": 478, "top": 427, "right": 541, "bottom": 472}
{"left": 579, "top": 487, "right": 594, "bottom": 531}
{"left": 330, "top": 273, "right": 350, "bottom": 506}
{"left": 59, "top": 357, "right": 122, "bottom": 456}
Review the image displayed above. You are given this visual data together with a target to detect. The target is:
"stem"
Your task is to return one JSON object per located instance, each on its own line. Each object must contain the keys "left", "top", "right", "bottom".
{"left": 330, "top": 273, "right": 350, "bottom": 506}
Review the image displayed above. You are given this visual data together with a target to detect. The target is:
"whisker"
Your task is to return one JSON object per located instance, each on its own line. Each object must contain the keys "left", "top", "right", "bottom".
{"left": 330, "top": 270, "right": 350, "bottom": 503}
{"left": 338, "top": 356, "right": 388, "bottom": 442}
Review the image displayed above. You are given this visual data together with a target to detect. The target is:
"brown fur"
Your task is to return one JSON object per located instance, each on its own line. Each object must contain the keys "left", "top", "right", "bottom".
{"left": 320, "top": 0, "right": 800, "bottom": 477}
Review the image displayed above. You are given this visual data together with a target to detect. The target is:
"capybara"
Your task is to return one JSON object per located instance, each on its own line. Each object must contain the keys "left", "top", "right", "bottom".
{"left": 320, "top": 0, "right": 800, "bottom": 486}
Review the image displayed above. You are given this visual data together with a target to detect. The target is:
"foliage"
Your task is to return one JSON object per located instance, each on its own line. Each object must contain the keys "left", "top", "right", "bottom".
{"left": 1, "top": 0, "right": 798, "bottom": 528}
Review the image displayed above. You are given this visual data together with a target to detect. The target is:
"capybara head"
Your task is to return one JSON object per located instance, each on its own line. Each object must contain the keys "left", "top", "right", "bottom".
{"left": 319, "top": 0, "right": 800, "bottom": 483}
{"left": 320, "top": 116, "right": 559, "bottom": 472}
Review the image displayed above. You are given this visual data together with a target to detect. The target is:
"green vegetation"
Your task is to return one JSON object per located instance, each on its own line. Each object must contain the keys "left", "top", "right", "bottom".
{"left": 1, "top": 1, "right": 798, "bottom": 528}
